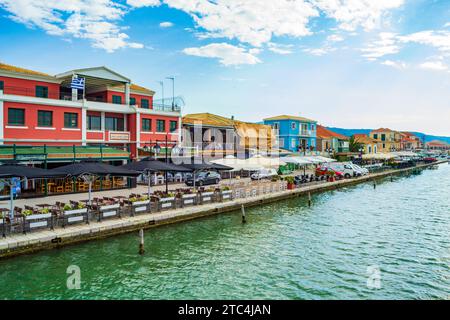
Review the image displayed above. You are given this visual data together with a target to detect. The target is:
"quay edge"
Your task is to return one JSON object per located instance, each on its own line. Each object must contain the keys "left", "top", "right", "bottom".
{"left": 0, "top": 161, "right": 446, "bottom": 260}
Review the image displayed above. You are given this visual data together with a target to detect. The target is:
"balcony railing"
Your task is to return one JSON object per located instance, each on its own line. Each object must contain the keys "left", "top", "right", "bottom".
{"left": 152, "top": 96, "right": 184, "bottom": 113}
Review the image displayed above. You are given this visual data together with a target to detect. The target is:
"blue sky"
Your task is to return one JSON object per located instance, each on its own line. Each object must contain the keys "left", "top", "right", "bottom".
{"left": 0, "top": 0, "right": 450, "bottom": 136}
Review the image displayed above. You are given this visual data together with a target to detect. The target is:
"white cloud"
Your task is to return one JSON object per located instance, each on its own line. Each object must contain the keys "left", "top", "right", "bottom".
{"left": 0, "top": 0, "right": 144, "bottom": 52}
{"left": 312, "top": 0, "right": 404, "bottom": 31}
{"left": 399, "top": 30, "right": 450, "bottom": 54}
{"left": 164, "top": 0, "right": 319, "bottom": 47}
{"left": 303, "top": 47, "right": 333, "bottom": 56}
{"left": 361, "top": 32, "right": 400, "bottom": 60}
{"left": 419, "top": 60, "right": 448, "bottom": 71}
{"left": 127, "top": 0, "right": 160, "bottom": 7}
{"left": 183, "top": 43, "right": 261, "bottom": 66}
{"left": 381, "top": 60, "right": 407, "bottom": 69}
{"left": 159, "top": 21, "right": 174, "bottom": 28}
{"left": 268, "top": 43, "right": 294, "bottom": 55}
{"left": 327, "top": 34, "right": 344, "bottom": 42}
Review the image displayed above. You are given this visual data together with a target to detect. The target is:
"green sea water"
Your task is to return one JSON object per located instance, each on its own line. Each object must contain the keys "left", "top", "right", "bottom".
{"left": 1, "top": 164, "right": 449, "bottom": 299}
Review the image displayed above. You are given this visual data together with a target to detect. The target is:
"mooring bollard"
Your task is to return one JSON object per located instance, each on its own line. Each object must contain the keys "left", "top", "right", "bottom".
{"left": 308, "top": 192, "right": 312, "bottom": 207}
{"left": 241, "top": 204, "right": 246, "bottom": 224}
{"left": 139, "top": 228, "right": 145, "bottom": 255}
{"left": 373, "top": 180, "right": 377, "bottom": 189}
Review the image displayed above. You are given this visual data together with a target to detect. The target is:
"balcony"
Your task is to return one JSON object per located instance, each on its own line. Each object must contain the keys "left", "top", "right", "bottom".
{"left": 299, "top": 130, "right": 313, "bottom": 137}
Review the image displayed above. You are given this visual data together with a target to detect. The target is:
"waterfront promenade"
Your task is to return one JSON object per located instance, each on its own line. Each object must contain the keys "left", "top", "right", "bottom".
{"left": 0, "top": 161, "right": 444, "bottom": 259}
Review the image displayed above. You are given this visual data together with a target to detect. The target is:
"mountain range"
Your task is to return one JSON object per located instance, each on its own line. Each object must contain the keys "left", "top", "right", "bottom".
{"left": 327, "top": 128, "right": 450, "bottom": 145}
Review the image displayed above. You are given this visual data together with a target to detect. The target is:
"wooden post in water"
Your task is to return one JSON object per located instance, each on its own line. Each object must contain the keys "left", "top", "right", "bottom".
{"left": 390, "top": 175, "right": 393, "bottom": 182}
{"left": 373, "top": 180, "right": 377, "bottom": 189}
{"left": 241, "top": 204, "right": 246, "bottom": 224}
{"left": 308, "top": 192, "right": 312, "bottom": 207}
{"left": 139, "top": 228, "right": 145, "bottom": 255}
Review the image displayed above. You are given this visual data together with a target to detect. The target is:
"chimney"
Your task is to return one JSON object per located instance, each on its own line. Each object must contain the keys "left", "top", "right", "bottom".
{"left": 231, "top": 115, "right": 234, "bottom": 120}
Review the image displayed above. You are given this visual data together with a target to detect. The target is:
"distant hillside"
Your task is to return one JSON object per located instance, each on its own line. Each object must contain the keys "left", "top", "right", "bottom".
{"left": 327, "top": 127, "right": 450, "bottom": 144}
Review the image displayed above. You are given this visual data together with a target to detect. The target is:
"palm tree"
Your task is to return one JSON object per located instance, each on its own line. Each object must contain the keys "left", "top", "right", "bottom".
{"left": 349, "top": 136, "right": 364, "bottom": 153}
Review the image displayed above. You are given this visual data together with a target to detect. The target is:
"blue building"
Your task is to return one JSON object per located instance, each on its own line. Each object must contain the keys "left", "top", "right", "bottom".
{"left": 263, "top": 115, "right": 317, "bottom": 153}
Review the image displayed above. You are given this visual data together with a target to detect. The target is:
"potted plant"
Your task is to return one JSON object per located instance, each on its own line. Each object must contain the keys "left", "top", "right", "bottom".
{"left": 328, "top": 171, "right": 336, "bottom": 182}
{"left": 285, "top": 176, "right": 296, "bottom": 190}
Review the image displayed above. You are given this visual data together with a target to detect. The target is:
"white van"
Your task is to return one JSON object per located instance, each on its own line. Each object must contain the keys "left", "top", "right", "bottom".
{"left": 350, "top": 163, "right": 368, "bottom": 176}
{"left": 250, "top": 168, "right": 278, "bottom": 180}
{"left": 326, "top": 162, "right": 361, "bottom": 178}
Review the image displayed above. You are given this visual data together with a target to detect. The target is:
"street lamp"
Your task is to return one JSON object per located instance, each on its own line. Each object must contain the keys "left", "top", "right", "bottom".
{"left": 157, "top": 81, "right": 164, "bottom": 108}
{"left": 166, "top": 76, "right": 175, "bottom": 110}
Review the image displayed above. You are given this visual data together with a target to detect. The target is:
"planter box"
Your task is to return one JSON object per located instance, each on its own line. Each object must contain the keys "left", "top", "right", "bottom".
{"left": 131, "top": 200, "right": 151, "bottom": 216}
{"left": 24, "top": 213, "right": 53, "bottom": 232}
{"left": 221, "top": 190, "right": 233, "bottom": 201}
{"left": 181, "top": 194, "right": 198, "bottom": 207}
{"left": 159, "top": 197, "right": 176, "bottom": 211}
{"left": 61, "top": 208, "right": 88, "bottom": 227}
{"left": 200, "top": 192, "right": 215, "bottom": 204}
{"left": 98, "top": 203, "right": 120, "bottom": 221}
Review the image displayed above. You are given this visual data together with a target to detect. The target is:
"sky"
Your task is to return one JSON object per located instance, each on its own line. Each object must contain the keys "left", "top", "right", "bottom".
{"left": 0, "top": 0, "right": 449, "bottom": 136}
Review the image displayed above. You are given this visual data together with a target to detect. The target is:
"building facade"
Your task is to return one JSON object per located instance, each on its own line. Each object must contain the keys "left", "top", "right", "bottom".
{"left": 181, "top": 113, "right": 276, "bottom": 157}
{"left": 316, "top": 125, "right": 349, "bottom": 154}
{"left": 0, "top": 63, "right": 181, "bottom": 161}
{"left": 369, "top": 128, "right": 401, "bottom": 152}
{"left": 426, "top": 140, "right": 450, "bottom": 151}
{"left": 353, "top": 134, "right": 379, "bottom": 154}
{"left": 263, "top": 115, "right": 317, "bottom": 153}
{"left": 400, "top": 132, "right": 422, "bottom": 150}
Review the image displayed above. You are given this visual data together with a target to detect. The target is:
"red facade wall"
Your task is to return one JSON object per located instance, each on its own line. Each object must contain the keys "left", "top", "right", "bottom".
{"left": 3, "top": 101, "right": 82, "bottom": 144}
{"left": 0, "top": 76, "right": 60, "bottom": 99}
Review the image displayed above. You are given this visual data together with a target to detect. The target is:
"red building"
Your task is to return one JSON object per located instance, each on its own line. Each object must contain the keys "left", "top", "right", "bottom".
{"left": 0, "top": 63, "right": 181, "bottom": 160}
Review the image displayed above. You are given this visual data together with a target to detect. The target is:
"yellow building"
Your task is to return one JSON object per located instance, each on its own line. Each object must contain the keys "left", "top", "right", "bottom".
{"left": 353, "top": 134, "right": 379, "bottom": 154}
{"left": 181, "top": 113, "right": 276, "bottom": 155}
{"left": 369, "top": 128, "right": 401, "bottom": 152}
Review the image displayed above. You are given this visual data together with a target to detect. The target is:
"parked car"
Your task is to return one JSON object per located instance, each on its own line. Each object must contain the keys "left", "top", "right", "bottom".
{"left": 423, "top": 157, "right": 437, "bottom": 163}
{"left": 185, "top": 171, "right": 221, "bottom": 186}
{"left": 315, "top": 166, "right": 344, "bottom": 178}
{"left": 250, "top": 168, "right": 278, "bottom": 181}
{"left": 350, "top": 163, "right": 369, "bottom": 176}
{"left": 323, "top": 162, "right": 360, "bottom": 178}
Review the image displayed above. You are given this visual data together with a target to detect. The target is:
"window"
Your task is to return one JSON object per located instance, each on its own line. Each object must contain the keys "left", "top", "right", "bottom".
{"left": 156, "top": 119, "right": 165, "bottom": 132}
{"left": 141, "top": 99, "right": 149, "bottom": 109}
{"left": 130, "top": 97, "right": 136, "bottom": 105}
{"left": 278, "top": 138, "right": 285, "bottom": 147}
{"left": 272, "top": 122, "right": 279, "bottom": 130}
{"left": 381, "top": 134, "right": 386, "bottom": 141}
{"left": 311, "top": 124, "right": 315, "bottom": 131}
{"left": 368, "top": 146, "right": 372, "bottom": 153}
{"left": 373, "top": 134, "right": 378, "bottom": 140}
{"left": 291, "top": 139, "right": 296, "bottom": 148}
{"left": 170, "top": 120, "right": 177, "bottom": 132}
{"left": 291, "top": 122, "right": 297, "bottom": 130}
{"left": 64, "top": 113, "right": 78, "bottom": 128}
{"left": 142, "top": 119, "right": 151, "bottom": 132}
{"left": 105, "top": 117, "right": 124, "bottom": 131}
{"left": 35, "top": 86, "right": 48, "bottom": 98}
{"left": 8, "top": 108, "right": 25, "bottom": 125}
{"left": 87, "top": 115, "right": 101, "bottom": 130}
{"left": 37, "top": 110, "right": 52, "bottom": 127}
{"left": 0, "top": 80, "right": 4, "bottom": 91}
{"left": 112, "top": 95, "right": 122, "bottom": 104}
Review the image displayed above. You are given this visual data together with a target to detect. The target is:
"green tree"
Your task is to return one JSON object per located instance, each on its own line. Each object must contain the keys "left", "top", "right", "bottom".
{"left": 349, "top": 136, "right": 364, "bottom": 153}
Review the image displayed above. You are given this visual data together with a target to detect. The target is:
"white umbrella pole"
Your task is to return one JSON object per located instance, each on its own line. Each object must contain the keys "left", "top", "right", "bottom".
{"left": 9, "top": 181, "right": 14, "bottom": 220}
{"left": 147, "top": 172, "right": 152, "bottom": 199}
{"left": 88, "top": 180, "right": 92, "bottom": 206}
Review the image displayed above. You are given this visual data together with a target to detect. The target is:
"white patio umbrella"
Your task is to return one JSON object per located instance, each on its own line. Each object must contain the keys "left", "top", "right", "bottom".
{"left": 314, "top": 156, "right": 337, "bottom": 163}
{"left": 244, "top": 154, "right": 286, "bottom": 169}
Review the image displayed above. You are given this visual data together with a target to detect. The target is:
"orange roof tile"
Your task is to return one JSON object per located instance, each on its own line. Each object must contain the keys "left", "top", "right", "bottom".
{"left": 316, "top": 125, "right": 349, "bottom": 140}
{"left": 0, "top": 62, "right": 52, "bottom": 77}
